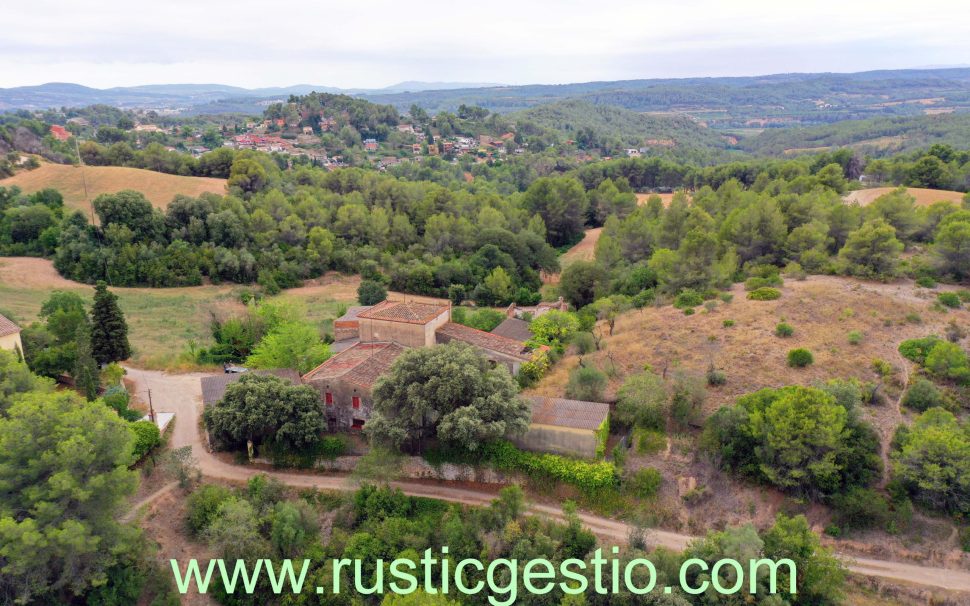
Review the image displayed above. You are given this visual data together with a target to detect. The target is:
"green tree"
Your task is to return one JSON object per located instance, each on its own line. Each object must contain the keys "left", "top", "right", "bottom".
{"left": 530, "top": 310, "right": 580, "bottom": 347}
{"left": 558, "top": 260, "right": 601, "bottom": 308}
{"left": 366, "top": 342, "right": 529, "bottom": 452}
{"left": 203, "top": 374, "right": 326, "bottom": 453}
{"left": 521, "top": 176, "right": 589, "bottom": 247}
{"left": 761, "top": 514, "right": 846, "bottom": 604}
{"left": 893, "top": 408, "right": 970, "bottom": 514}
{"left": 934, "top": 219, "right": 970, "bottom": 280}
{"left": 357, "top": 279, "right": 388, "bottom": 306}
{"left": 0, "top": 391, "right": 138, "bottom": 603}
{"left": 615, "top": 371, "right": 666, "bottom": 429}
{"left": 838, "top": 218, "right": 904, "bottom": 279}
{"left": 90, "top": 281, "right": 131, "bottom": 365}
{"left": 246, "top": 322, "right": 331, "bottom": 374}
{"left": 73, "top": 321, "right": 101, "bottom": 401}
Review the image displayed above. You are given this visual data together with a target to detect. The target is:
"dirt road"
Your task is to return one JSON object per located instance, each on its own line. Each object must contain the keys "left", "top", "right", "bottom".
{"left": 124, "top": 367, "right": 970, "bottom": 593}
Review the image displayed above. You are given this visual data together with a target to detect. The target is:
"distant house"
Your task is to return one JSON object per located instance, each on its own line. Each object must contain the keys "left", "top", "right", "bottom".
{"left": 397, "top": 124, "right": 415, "bottom": 134}
{"left": 363, "top": 138, "right": 378, "bottom": 152}
{"left": 625, "top": 148, "right": 641, "bottom": 158}
{"left": 412, "top": 143, "right": 423, "bottom": 154}
{"left": 513, "top": 397, "right": 610, "bottom": 459}
{"left": 49, "top": 125, "right": 70, "bottom": 141}
{"left": 302, "top": 126, "right": 314, "bottom": 135}
{"left": 0, "top": 314, "right": 23, "bottom": 360}
{"left": 200, "top": 368, "right": 302, "bottom": 407}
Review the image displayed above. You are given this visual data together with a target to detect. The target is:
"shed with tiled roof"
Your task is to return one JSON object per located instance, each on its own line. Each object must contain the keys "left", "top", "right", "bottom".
{"left": 512, "top": 396, "right": 610, "bottom": 459}
{"left": 0, "top": 313, "right": 23, "bottom": 360}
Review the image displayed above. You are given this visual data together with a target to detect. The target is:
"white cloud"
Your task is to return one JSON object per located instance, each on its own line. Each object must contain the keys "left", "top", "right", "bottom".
{"left": 1, "top": 0, "right": 967, "bottom": 88}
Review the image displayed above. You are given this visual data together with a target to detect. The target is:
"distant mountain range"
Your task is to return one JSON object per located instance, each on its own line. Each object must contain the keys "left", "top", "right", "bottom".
{"left": 3, "top": 69, "right": 970, "bottom": 130}
{"left": 0, "top": 81, "right": 505, "bottom": 112}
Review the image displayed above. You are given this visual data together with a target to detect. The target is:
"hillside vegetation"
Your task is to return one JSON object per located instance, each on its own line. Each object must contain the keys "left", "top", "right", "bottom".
{"left": 0, "top": 163, "right": 226, "bottom": 212}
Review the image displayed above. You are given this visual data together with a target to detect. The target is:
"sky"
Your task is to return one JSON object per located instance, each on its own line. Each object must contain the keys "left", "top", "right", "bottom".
{"left": 2, "top": 0, "right": 969, "bottom": 89}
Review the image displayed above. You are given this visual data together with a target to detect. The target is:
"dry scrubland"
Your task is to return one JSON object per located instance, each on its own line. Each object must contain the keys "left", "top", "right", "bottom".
{"left": 0, "top": 163, "right": 227, "bottom": 212}
{"left": 0, "top": 257, "right": 360, "bottom": 369}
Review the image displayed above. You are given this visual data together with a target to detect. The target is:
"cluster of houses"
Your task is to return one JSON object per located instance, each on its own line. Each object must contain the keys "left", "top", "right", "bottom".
{"left": 200, "top": 297, "right": 609, "bottom": 459}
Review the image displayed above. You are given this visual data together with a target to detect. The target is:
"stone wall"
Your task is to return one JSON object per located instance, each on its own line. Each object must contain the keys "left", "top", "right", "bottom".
{"left": 255, "top": 455, "right": 516, "bottom": 484}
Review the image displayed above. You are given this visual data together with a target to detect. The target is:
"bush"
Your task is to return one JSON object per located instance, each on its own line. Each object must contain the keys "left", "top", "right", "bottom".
{"left": 356, "top": 279, "right": 387, "bottom": 306}
{"left": 902, "top": 378, "right": 945, "bottom": 412}
{"left": 615, "top": 371, "right": 666, "bottom": 430}
{"left": 847, "top": 330, "right": 863, "bottom": 345}
{"left": 831, "top": 487, "right": 890, "bottom": 532}
{"left": 915, "top": 276, "right": 937, "bottom": 288}
{"left": 898, "top": 336, "right": 942, "bottom": 364}
{"left": 670, "top": 371, "right": 706, "bottom": 428}
{"left": 130, "top": 420, "right": 161, "bottom": 460}
{"left": 683, "top": 307, "right": 695, "bottom": 316}
{"left": 871, "top": 358, "right": 893, "bottom": 377}
{"left": 775, "top": 322, "right": 794, "bottom": 337}
{"left": 632, "top": 289, "right": 655, "bottom": 309}
{"left": 747, "top": 287, "right": 781, "bottom": 301}
{"left": 566, "top": 366, "right": 607, "bottom": 401}
{"left": 745, "top": 275, "right": 783, "bottom": 291}
{"left": 673, "top": 289, "right": 704, "bottom": 309}
{"left": 945, "top": 320, "right": 967, "bottom": 343}
{"left": 787, "top": 348, "right": 814, "bottom": 368}
{"left": 924, "top": 341, "right": 970, "bottom": 383}
{"left": 938, "top": 292, "right": 962, "bottom": 309}
{"left": 706, "top": 365, "right": 726, "bottom": 386}
{"left": 722, "top": 319, "right": 735, "bottom": 327}
{"left": 634, "top": 428, "right": 666, "bottom": 455}
{"left": 186, "top": 484, "right": 234, "bottom": 535}
{"left": 625, "top": 467, "right": 662, "bottom": 499}
{"left": 484, "top": 440, "right": 618, "bottom": 493}
{"left": 571, "top": 331, "right": 597, "bottom": 354}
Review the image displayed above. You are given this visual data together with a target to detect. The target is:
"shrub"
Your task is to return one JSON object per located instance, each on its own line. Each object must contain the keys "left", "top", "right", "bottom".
{"left": 938, "top": 292, "right": 962, "bottom": 309}
{"left": 945, "top": 320, "right": 967, "bottom": 343}
{"left": 670, "top": 371, "right": 706, "bottom": 428}
{"left": 787, "top": 348, "right": 814, "bottom": 368}
{"left": 902, "top": 378, "right": 945, "bottom": 412}
{"left": 924, "top": 341, "right": 970, "bottom": 383}
{"left": 905, "top": 312, "right": 922, "bottom": 324}
{"left": 722, "top": 319, "right": 735, "bottom": 328}
{"left": 847, "top": 330, "right": 863, "bottom": 345}
{"left": 673, "top": 289, "right": 704, "bottom": 309}
{"left": 747, "top": 287, "right": 781, "bottom": 301}
{"left": 871, "top": 358, "right": 893, "bottom": 377}
{"left": 571, "top": 331, "right": 597, "bottom": 354}
{"left": 745, "top": 275, "right": 783, "bottom": 291}
{"left": 615, "top": 371, "right": 666, "bottom": 430}
{"left": 706, "top": 365, "right": 726, "bottom": 386}
{"left": 484, "top": 441, "right": 618, "bottom": 493}
{"left": 357, "top": 279, "right": 387, "bottom": 306}
{"left": 783, "top": 262, "right": 807, "bottom": 280}
{"left": 683, "top": 307, "right": 695, "bottom": 316}
{"left": 186, "top": 484, "right": 234, "bottom": 535}
{"left": 719, "top": 292, "right": 734, "bottom": 304}
{"left": 566, "top": 366, "right": 607, "bottom": 401}
{"left": 632, "top": 289, "right": 655, "bottom": 309}
{"left": 130, "top": 420, "right": 161, "bottom": 460}
{"left": 831, "top": 487, "right": 890, "bottom": 532}
{"left": 625, "top": 467, "right": 662, "bottom": 499}
{"left": 634, "top": 428, "right": 667, "bottom": 455}
{"left": 915, "top": 276, "right": 937, "bottom": 288}
{"left": 898, "top": 336, "right": 942, "bottom": 364}
{"left": 775, "top": 322, "right": 794, "bottom": 337}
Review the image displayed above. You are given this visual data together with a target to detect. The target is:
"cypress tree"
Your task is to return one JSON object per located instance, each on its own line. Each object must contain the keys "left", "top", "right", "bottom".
{"left": 74, "top": 321, "right": 101, "bottom": 401}
{"left": 90, "top": 281, "right": 131, "bottom": 364}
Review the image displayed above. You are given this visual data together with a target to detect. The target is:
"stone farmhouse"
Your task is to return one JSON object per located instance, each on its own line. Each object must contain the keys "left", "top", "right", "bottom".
{"left": 303, "top": 298, "right": 536, "bottom": 432}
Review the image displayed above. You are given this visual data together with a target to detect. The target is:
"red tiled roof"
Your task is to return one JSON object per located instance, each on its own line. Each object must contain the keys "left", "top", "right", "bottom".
{"left": 435, "top": 322, "right": 531, "bottom": 360}
{"left": 200, "top": 368, "right": 302, "bottom": 406}
{"left": 303, "top": 342, "right": 405, "bottom": 389}
{"left": 357, "top": 300, "right": 448, "bottom": 324}
{"left": 527, "top": 396, "right": 609, "bottom": 431}
{"left": 49, "top": 125, "right": 70, "bottom": 141}
{"left": 0, "top": 313, "right": 20, "bottom": 338}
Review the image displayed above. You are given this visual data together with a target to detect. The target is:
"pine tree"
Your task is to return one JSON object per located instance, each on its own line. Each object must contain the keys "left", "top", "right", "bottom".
{"left": 90, "top": 281, "right": 130, "bottom": 364}
{"left": 73, "top": 322, "right": 101, "bottom": 401}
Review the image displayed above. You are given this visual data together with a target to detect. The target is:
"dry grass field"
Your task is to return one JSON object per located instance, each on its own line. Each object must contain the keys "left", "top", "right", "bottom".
{"left": 0, "top": 257, "right": 358, "bottom": 369}
{"left": 0, "top": 163, "right": 226, "bottom": 212}
{"left": 844, "top": 187, "right": 965, "bottom": 207}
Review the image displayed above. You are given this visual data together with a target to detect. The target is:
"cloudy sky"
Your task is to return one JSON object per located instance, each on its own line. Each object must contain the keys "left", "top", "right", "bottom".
{"left": 2, "top": 0, "right": 968, "bottom": 89}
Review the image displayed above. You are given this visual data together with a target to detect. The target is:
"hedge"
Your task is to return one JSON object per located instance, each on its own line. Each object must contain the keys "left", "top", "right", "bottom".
{"left": 484, "top": 440, "right": 619, "bottom": 493}
{"left": 747, "top": 287, "right": 781, "bottom": 301}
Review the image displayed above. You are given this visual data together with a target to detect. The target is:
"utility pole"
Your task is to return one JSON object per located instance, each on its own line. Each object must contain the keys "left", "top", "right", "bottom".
{"left": 147, "top": 388, "right": 156, "bottom": 424}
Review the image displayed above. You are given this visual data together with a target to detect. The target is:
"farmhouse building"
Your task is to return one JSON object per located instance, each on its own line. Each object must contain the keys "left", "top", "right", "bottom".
{"left": 0, "top": 314, "right": 23, "bottom": 359}
{"left": 200, "top": 368, "right": 302, "bottom": 407}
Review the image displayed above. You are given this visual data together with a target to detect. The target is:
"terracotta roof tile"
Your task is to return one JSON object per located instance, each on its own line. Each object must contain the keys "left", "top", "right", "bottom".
{"left": 0, "top": 314, "right": 20, "bottom": 338}
{"left": 527, "top": 396, "right": 609, "bottom": 431}
{"left": 303, "top": 342, "right": 405, "bottom": 389}
{"left": 357, "top": 300, "right": 448, "bottom": 324}
{"left": 436, "top": 322, "right": 532, "bottom": 360}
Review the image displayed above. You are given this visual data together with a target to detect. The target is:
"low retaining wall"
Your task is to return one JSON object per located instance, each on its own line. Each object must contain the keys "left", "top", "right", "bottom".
{"left": 254, "top": 455, "right": 517, "bottom": 485}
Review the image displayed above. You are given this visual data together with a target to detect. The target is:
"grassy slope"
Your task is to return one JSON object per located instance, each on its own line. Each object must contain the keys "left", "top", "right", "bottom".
{"left": 0, "top": 257, "right": 359, "bottom": 369}
{"left": 0, "top": 163, "right": 226, "bottom": 212}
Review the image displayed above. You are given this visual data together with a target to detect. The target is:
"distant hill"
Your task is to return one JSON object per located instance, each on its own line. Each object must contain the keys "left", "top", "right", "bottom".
{"left": 741, "top": 113, "right": 970, "bottom": 157}
{"left": 510, "top": 99, "right": 735, "bottom": 160}
{"left": 0, "top": 163, "right": 226, "bottom": 212}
